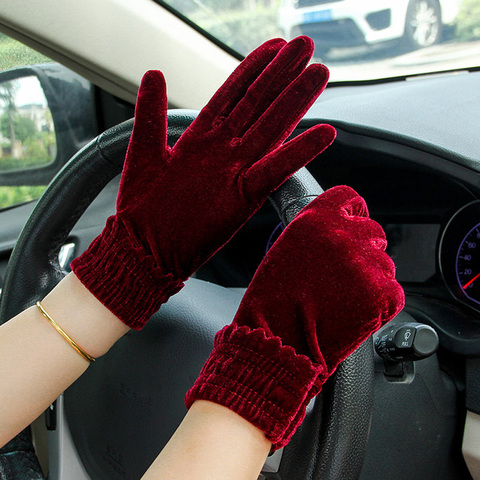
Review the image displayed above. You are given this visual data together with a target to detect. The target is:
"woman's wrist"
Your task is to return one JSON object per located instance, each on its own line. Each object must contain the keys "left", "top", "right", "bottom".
{"left": 41, "top": 272, "right": 130, "bottom": 359}
{"left": 142, "top": 400, "right": 271, "bottom": 480}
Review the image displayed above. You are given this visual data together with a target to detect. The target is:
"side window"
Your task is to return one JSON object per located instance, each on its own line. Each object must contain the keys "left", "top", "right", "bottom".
{"left": 0, "top": 33, "right": 96, "bottom": 210}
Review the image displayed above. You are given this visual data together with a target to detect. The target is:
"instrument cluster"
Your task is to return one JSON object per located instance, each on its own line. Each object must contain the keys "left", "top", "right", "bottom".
{"left": 439, "top": 201, "right": 480, "bottom": 313}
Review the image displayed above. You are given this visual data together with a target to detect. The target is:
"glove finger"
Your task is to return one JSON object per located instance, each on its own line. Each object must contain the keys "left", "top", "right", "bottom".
{"left": 345, "top": 241, "right": 403, "bottom": 319}
{"left": 309, "top": 185, "right": 368, "bottom": 217}
{"left": 365, "top": 244, "right": 398, "bottom": 282}
{"left": 314, "top": 249, "right": 404, "bottom": 369}
{"left": 336, "top": 249, "right": 404, "bottom": 333}
{"left": 125, "top": 70, "right": 168, "bottom": 167}
{"left": 225, "top": 36, "right": 314, "bottom": 137}
{"left": 240, "top": 63, "right": 330, "bottom": 159}
{"left": 311, "top": 190, "right": 389, "bottom": 254}
{"left": 295, "top": 187, "right": 384, "bottom": 250}
{"left": 191, "top": 38, "right": 286, "bottom": 133}
{"left": 375, "top": 268, "right": 405, "bottom": 322}
{"left": 338, "top": 215, "right": 387, "bottom": 250}
{"left": 323, "top": 190, "right": 388, "bottom": 250}
{"left": 241, "top": 124, "right": 336, "bottom": 198}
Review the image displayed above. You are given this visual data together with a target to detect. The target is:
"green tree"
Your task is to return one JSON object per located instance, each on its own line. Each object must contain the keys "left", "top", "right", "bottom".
{"left": 454, "top": 0, "right": 480, "bottom": 40}
{"left": 1, "top": 110, "right": 36, "bottom": 142}
{"left": 0, "top": 81, "right": 19, "bottom": 152}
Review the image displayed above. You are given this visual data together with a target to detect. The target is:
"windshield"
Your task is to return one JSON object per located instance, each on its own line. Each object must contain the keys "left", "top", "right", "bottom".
{"left": 159, "top": 0, "right": 479, "bottom": 82}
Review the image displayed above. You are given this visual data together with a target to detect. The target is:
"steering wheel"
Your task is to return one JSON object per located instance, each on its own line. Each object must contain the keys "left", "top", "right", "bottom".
{"left": 0, "top": 111, "right": 374, "bottom": 480}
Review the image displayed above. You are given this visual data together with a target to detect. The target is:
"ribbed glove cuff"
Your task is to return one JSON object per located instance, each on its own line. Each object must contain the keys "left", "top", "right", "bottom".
{"left": 185, "top": 324, "right": 327, "bottom": 450}
{"left": 71, "top": 216, "right": 184, "bottom": 330}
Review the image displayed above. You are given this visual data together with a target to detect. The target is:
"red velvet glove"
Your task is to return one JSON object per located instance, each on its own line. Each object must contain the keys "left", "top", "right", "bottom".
{"left": 71, "top": 36, "right": 336, "bottom": 330}
{"left": 185, "top": 186, "right": 405, "bottom": 450}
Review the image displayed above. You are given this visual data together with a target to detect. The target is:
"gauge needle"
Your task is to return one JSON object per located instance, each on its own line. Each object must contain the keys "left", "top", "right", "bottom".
{"left": 463, "top": 272, "right": 480, "bottom": 289}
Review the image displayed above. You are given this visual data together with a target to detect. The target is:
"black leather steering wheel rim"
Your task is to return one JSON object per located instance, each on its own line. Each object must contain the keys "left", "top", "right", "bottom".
{"left": 0, "top": 110, "right": 373, "bottom": 480}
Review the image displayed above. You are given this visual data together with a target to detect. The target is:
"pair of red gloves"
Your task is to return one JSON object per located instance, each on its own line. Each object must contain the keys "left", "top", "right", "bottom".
{"left": 71, "top": 36, "right": 404, "bottom": 450}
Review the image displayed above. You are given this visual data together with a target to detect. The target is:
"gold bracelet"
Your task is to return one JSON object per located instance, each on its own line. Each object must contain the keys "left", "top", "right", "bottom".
{"left": 36, "top": 301, "right": 96, "bottom": 363}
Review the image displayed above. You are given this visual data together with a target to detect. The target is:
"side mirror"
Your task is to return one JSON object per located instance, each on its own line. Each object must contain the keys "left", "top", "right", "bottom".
{"left": 0, "top": 64, "right": 96, "bottom": 186}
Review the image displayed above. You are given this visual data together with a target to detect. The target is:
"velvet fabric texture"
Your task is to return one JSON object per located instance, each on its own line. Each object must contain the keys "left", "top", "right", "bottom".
{"left": 71, "top": 36, "right": 336, "bottom": 329}
{"left": 186, "top": 186, "right": 405, "bottom": 449}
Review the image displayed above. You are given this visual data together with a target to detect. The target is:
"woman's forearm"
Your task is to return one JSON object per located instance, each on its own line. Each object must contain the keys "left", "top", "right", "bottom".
{"left": 142, "top": 400, "right": 271, "bottom": 480}
{"left": 0, "top": 273, "right": 129, "bottom": 446}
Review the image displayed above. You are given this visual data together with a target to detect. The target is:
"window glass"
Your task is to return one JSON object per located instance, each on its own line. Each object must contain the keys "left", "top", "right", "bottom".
{"left": 160, "top": 0, "right": 480, "bottom": 82}
{"left": 0, "top": 76, "right": 56, "bottom": 171}
{"left": 0, "top": 33, "right": 52, "bottom": 71}
{"left": 0, "top": 34, "right": 54, "bottom": 209}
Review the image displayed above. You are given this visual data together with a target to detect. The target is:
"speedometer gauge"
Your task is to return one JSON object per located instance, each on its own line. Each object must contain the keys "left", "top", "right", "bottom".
{"left": 439, "top": 201, "right": 480, "bottom": 310}
{"left": 456, "top": 224, "right": 480, "bottom": 305}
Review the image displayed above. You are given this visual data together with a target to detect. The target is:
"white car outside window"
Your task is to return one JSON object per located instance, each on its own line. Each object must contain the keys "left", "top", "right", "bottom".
{"left": 278, "top": 0, "right": 461, "bottom": 55}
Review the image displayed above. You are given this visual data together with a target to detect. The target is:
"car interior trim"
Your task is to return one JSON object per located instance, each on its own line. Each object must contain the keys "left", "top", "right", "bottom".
{"left": 0, "top": 0, "right": 239, "bottom": 108}
{"left": 463, "top": 411, "right": 480, "bottom": 480}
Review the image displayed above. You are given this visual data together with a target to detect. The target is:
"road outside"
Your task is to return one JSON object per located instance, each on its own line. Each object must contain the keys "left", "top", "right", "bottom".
{"left": 323, "top": 40, "right": 480, "bottom": 81}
